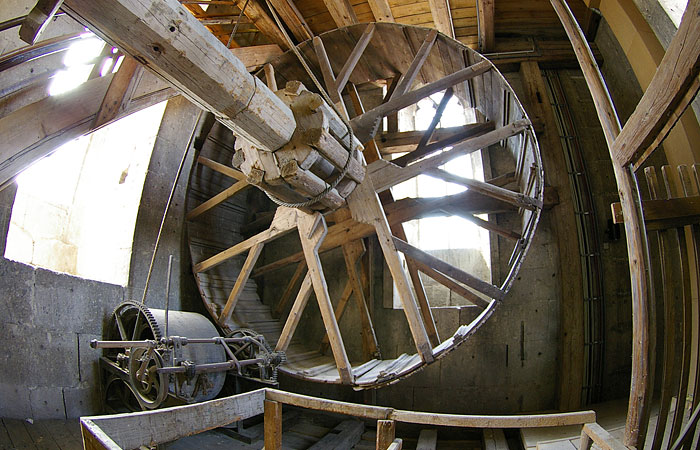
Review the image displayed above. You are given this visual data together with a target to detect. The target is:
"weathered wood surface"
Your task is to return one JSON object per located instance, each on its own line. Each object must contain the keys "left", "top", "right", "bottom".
{"left": 417, "top": 429, "right": 438, "bottom": 450}
{"left": 230, "top": 44, "right": 284, "bottom": 71}
{"left": 82, "top": 389, "right": 265, "bottom": 449}
{"left": 376, "top": 420, "right": 396, "bottom": 450}
{"left": 477, "top": 0, "right": 494, "bottom": 52}
{"left": 427, "top": 0, "right": 454, "bottom": 38}
{"left": 63, "top": 0, "right": 296, "bottom": 151}
{"left": 264, "top": 399, "right": 283, "bottom": 450}
{"left": 19, "top": 0, "right": 64, "bottom": 45}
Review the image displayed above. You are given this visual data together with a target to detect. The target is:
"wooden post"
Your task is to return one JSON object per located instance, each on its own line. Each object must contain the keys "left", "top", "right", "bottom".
{"left": 548, "top": 0, "right": 653, "bottom": 446}
{"left": 264, "top": 399, "right": 282, "bottom": 450}
{"left": 376, "top": 419, "right": 396, "bottom": 450}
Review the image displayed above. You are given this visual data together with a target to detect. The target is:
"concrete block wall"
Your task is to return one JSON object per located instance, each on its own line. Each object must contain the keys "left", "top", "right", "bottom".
{"left": 0, "top": 97, "right": 202, "bottom": 419}
{"left": 0, "top": 184, "right": 127, "bottom": 419}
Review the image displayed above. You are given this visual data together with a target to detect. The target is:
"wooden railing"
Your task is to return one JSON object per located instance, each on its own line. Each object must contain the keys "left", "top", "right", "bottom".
{"left": 79, "top": 388, "right": 599, "bottom": 450}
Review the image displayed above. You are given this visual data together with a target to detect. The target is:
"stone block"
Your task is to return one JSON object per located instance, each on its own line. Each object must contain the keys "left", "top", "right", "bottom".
{"left": 0, "top": 323, "right": 79, "bottom": 387}
{"left": 63, "top": 385, "right": 101, "bottom": 418}
{"left": 78, "top": 333, "right": 101, "bottom": 386}
{"left": 33, "top": 267, "right": 123, "bottom": 334}
{"left": 29, "top": 386, "right": 66, "bottom": 419}
{"left": 0, "top": 381, "right": 32, "bottom": 419}
{"left": 0, "top": 259, "right": 35, "bottom": 326}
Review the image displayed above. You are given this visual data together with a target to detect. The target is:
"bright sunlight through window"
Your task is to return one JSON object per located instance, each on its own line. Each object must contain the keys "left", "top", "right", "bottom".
{"left": 390, "top": 93, "right": 490, "bottom": 307}
{"left": 4, "top": 101, "right": 168, "bottom": 286}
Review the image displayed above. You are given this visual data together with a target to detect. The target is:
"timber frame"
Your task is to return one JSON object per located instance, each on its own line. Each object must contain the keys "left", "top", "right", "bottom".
{"left": 80, "top": 388, "right": 602, "bottom": 450}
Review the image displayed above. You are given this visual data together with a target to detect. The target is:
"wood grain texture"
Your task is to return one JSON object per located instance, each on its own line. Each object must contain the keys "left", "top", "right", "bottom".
{"left": 63, "top": 0, "right": 296, "bottom": 151}
{"left": 264, "top": 399, "right": 283, "bottom": 450}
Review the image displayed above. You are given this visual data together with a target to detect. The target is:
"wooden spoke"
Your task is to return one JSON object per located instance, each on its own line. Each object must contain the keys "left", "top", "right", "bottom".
{"left": 377, "top": 123, "right": 493, "bottom": 155}
{"left": 441, "top": 206, "right": 522, "bottom": 241}
{"left": 313, "top": 36, "right": 348, "bottom": 119}
{"left": 426, "top": 168, "right": 542, "bottom": 210}
{"left": 369, "top": 120, "right": 529, "bottom": 193}
{"left": 352, "top": 60, "right": 492, "bottom": 142}
{"left": 93, "top": 56, "right": 142, "bottom": 129}
{"left": 186, "top": 180, "right": 249, "bottom": 220}
{"left": 335, "top": 24, "right": 376, "bottom": 95}
{"left": 414, "top": 87, "right": 453, "bottom": 153}
{"left": 273, "top": 261, "right": 307, "bottom": 317}
{"left": 252, "top": 190, "right": 517, "bottom": 278}
{"left": 342, "top": 240, "right": 380, "bottom": 359}
{"left": 194, "top": 207, "right": 298, "bottom": 273}
{"left": 392, "top": 121, "right": 494, "bottom": 165}
{"left": 319, "top": 278, "right": 354, "bottom": 354}
{"left": 219, "top": 242, "right": 265, "bottom": 324}
{"left": 411, "top": 258, "right": 491, "bottom": 308}
{"left": 297, "top": 212, "right": 353, "bottom": 384}
{"left": 275, "top": 272, "right": 313, "bottom": 352}
{"left": 348, "top": 179, "right": 434, "bottom": 363}
{"left": 197, "top": 156, "right": 247, "bottom": 181}
{"left": 392, "top": 236, "right": 504, "bottom": 300}
{"left": 389, "top": 29, "right": 439, "bottom": 101}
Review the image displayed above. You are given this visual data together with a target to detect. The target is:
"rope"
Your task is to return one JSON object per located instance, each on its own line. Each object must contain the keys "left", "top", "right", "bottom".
{"left": 227, "top": 0, "right": 251, "bottom": 49}
{"left": 262, "top": 0, "right": 358, "bottom": 209}
{"left": 141, "top": 110, "right": 203, "bottom": 304}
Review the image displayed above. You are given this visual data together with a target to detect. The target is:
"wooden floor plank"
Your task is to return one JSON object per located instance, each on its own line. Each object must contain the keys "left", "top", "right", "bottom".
{"left": 2, "top": 419, "right": 37, "bottom": 449}
{"left": 0, "top": 420, "right": 14, "bottom": 449}
{"left": 23, "top": 421, "right": 62, "bottom": 450}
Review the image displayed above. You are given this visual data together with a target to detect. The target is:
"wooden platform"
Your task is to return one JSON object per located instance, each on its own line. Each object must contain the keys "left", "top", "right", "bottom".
{"left": 0, "top": 419, "right": 83, "bottom": 450}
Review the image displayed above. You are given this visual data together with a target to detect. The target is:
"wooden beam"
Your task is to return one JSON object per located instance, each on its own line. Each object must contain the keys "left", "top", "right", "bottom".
{"left": 0, "top": 72, "right": 175, "bottom": 191}
{"left": 186, "top": 180, "right": 249, "bottom": 220}
{"left": 389, "top": 30, "right": 439, "bottom": 101}
{"left": 427, "top": 0, "right": 454, "bottom": 38}
{"left": 335, "top": 24, "right": 376, "bottom": 95}
{"left": 273, "top": 261, "right": 307, "bottom": 317}
{"left": 232, "top": 0, "right": 290, "bottom": 50}
{"left": 63, "top": 0, "right": 296, "bottom": 152}
{"left": 264, "top": 399, "right": 282, "bottom": 450}
{"left": 297, "top": 212, "right": 353, "bottom": 384}
{"left": 519, "top": 60, "right": 585, "bottom": 412}
{"left": 477, "top": 0, "right": 494, "bottom": 53}
{"left": 19, "top": 0, "right": 64, "bottom": 45}
{"left": 252, "top": 190, "right": 516, "bottom": 277}
{"left": 367, "top": 0, "right": 394, "bottom": 22}
{"left": 412, "top": 258, "right": 490, "bottom": 308}
{"left": 343, "top": 241, "right": 380, "bottom": 359}
{"left": 426, "top": 168, "right": 541, "bottom": 210}
{"left": 93, "top": 56, "right": 143, "bottom": 129}
{"left": 230, "top": 44, "right": 283, "bottom": 72}
{"left": 414, "top": 87, "right": 453, "bottom": 154}
{"left": 376, "top": 420, "right": 396, "bottom": 450}
{"left": 548, "top": 0, "right": 652, "bottom": 444}
{"left": 393, "top": 237, "right": 501, "bottom": 301}
{"left": 264, "top": 63, "right": 277, "bottom": 90}
{"left": 369, "top": 120, "right": 529, "bottom": 193}
{"left": 391, "top": 122, "right": 494, "bottom": 165}
{"left": 194, "top": 207, "right": 298, "bottom": 273}
{"left": 348, "top": 179, "right": 434, "bottom": 363}
{"left": 319, "top": 277, "right": 354, "bottom": 354}
{"left": 322, "top": 0, "right": 358, "bottom": 27}
{"left": 313, "top": 36, "right": 348, "bottom": 119}
{"left": 417, "top": 429, "right": 438, "bottom": 450}
{"left": 611, "top": 196, "right": 700, "bottom": 230}
{"left": 376, "top": 124, "right": 492, "bottom": 154}
{"left": 196, "top": 156, "right": 247, "bottom": 181}
{"left": 352, "top": 61, "right": 492, "bottom": 142}
{"left": 275, "top": 272, "right": 313, "bottom": 351}
{"left": 219, "top": 242, "right": 264, "bottom": 324}
{"left": 612, "top": 0, "right": 700, "bottom": 167}
{"left": 267, "top": 0, "right": 313, "bottom": 42}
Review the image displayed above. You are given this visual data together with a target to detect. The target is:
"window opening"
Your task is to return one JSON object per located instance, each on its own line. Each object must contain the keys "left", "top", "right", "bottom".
{"left": 5, "top": 101, "right": 167, "bottom": 285}
{"left": 388, "top": 91, "right": 490, "bottom": 308}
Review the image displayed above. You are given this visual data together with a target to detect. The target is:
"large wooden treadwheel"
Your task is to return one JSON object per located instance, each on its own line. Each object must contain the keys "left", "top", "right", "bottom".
{"left": 186, "top": 23, "right": 543, "bottom": 389}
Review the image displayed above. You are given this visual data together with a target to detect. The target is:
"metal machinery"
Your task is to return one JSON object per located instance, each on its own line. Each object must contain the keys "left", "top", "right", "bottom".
{"left": 93, "top": 301, "right": 285, "bottom": 411}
